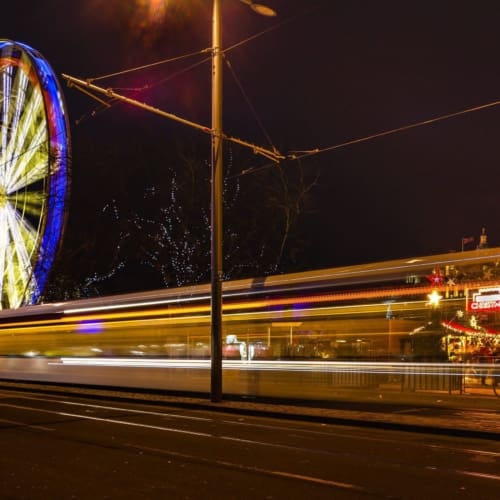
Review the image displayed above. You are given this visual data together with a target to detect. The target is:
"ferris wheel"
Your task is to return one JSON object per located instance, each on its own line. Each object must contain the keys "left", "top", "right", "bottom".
{"left": 0, "top": 40, "right": 70, "bottom": 309}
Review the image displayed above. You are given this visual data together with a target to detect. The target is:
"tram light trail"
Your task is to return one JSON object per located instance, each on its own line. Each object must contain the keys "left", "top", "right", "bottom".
{"left": 0, "top": 247, "right": 498, "bottom": 402}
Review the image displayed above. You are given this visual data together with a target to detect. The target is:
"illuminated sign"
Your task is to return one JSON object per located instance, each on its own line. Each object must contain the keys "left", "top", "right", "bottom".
{"left": 468, "top": 287, "right": 500, "bottom": 311}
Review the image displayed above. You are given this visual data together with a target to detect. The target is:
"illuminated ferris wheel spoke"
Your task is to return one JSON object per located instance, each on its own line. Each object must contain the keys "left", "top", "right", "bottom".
{"left": 9, "top": 206, "right": 37, "bottom": 263}
{"left": 10, "top": 70, "right": 29, "bottom": 144}
{"left": 8, "top": 95, "right": 44, "bottom": 184}
{"left": 0, "top": 68, "right": 14, "bottom": 178}
{"left": 16, "top": 93, "right": 43, "bottom": 153}
{"left": 2, "top": 206, "right": 37, "bottom": 305}
{"left": 1, "top": 72, "right": 11, "bottom": 135}
{"left": 5, "top": 249, "right": 25, "bottom": 307}
{"left": 0, "top": 40, "right": 70, "bottom": 308}
{"left": 6, "top": 145, "right": 48, "bottom": 194}
{"left": 8, "top": 190, "right": 45, "bottom": 219}
{"left": 0, "top": 210, "right": 7, "bottom": 295}
{"left": 4, "top": 246, "right": 23, "bottom": 307}
{"left": 3, "top": 80, "right": 39, "bottom": 170}
{"left": 1, "top": 72, "right": 47, "bottom": 195}
{"left": 7, "top": 147, "right": 48, "bottom": 193}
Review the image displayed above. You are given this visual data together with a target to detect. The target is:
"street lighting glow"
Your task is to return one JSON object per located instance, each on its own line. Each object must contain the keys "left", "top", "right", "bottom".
{"left": 427, "top": 290, "right": 442, "bottom": 307}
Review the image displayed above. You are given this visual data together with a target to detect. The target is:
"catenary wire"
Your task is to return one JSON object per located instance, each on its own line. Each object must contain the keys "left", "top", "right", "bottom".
{"left": 88, "top": 49, "right": 211, "bottom": 82}
{"left": 238, "top": 99, "right": 500, "bottom": 177}
{"left": 223, "top": 54, "right": 277, "bottom": 154}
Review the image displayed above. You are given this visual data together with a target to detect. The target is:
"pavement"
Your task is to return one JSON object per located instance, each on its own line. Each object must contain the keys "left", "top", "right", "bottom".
{"left": 1, "top": 379, "right": 499, "bottom": 440}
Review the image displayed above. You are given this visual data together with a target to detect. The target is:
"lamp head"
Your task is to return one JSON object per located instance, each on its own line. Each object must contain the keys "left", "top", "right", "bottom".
{"left": 240, "top": 0, "right": 277, "bottom": 17}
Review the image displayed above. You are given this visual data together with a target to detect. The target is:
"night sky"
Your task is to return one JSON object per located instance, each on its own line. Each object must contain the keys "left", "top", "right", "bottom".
{"left": 2, "top": 1, "right": 500, "bottom": 282}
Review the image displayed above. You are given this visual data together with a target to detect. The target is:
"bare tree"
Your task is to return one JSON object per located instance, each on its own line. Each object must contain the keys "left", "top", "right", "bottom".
{"left": 45, "top": 137, "right": 319, "bottom": 299}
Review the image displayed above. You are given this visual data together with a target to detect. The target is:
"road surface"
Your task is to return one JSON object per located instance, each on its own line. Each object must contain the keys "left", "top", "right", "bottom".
{"left": 0, "top": 387, "right": 498, "bottom": 499}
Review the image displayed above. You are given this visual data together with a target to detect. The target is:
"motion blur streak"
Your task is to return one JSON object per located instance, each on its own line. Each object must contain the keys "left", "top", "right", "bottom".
{"left": 1, "top": 247, "right": 499, "bottom": 403}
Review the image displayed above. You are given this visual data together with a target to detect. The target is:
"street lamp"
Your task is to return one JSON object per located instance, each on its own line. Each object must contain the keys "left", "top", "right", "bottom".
{"left": 62, "top": 0, "right": 279, "bottom": 404}
{"left": 240, "top": 0, "right": 278, "bottom": 17}
{"left": 211, "top": 0, "right": 276, "bottom": 402}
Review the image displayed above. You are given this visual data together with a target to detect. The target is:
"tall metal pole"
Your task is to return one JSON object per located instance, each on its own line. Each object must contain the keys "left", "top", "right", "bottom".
{"left": 211, "top": 0, "right": 223, "bottom": 402}
{"left": 209, "top": 0, "right": 276, "bottom": 402}
{"left": 63, "top": 1, "right": 277, "bottom": 405}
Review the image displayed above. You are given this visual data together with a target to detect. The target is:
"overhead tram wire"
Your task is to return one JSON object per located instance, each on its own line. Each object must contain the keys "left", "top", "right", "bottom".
{"left": 88, "top": 48, "right": 211, "bottom": 82}
{"left": 73, "top": 4, "right": 494, "bottom": 172}
{"left": 70, "top": 11, "right": 301, "bottom": 146}
{"left": 63, "top": 73, "right": 284, "bottom": 163}
{"left": 223, "top": 54, "right": 280, "bottom": 159}
{"left": 73, "top": 52, "right": 212, "bottom": 125}
{"left": 63, "top": 16, "right": 294, "bottom": 162}
{"left": 72, "top": 10, "right": 298, "bottom": 137}
{"left": 71, "top": 12, "right": 295, "bottom": 123}
{"left": 222, "top": 2, "right": 328, "bottom": 57}
{"left": 100, "top": 55, "right": 213, "bottom": 93}
{"left": 87, "top": 11, "right": 308, "bottom": 87}
{"left": 77, "top": 62, "right": 216, "bottom": 125}
{"left": 237, "top": 98, "right": 500, "bottom": 178}
{"left": 222, "top": 8, "right": 297, "bottom": 55}
{"left": 219, "top": 4, "right": 314, "bottom": 163}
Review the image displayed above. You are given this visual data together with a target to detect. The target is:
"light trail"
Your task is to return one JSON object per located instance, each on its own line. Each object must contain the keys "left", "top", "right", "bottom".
{"left": 53, "top": 357, "right": 482, "bottom": 378}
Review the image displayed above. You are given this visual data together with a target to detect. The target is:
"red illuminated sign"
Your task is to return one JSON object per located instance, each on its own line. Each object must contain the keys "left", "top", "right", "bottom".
{"left": 468, "top": 287, "right": 500, "bottom": 312}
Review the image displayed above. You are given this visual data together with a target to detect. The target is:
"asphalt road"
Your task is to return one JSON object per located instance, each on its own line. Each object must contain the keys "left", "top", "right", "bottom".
{"left": 0, "top": 388, "right": 498, "bottom": 499}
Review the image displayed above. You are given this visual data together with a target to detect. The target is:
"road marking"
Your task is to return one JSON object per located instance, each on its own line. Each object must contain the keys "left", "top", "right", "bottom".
{"left": 427, "top": 444, "right": 500, "bottom": 458}
{"left": 219, "top": 434, "right": 319, "bottom": 454}
{"left": 456, "top": 470, "right": 500, "bottom": 481}
{"left": 0, "top": 392, "right": 211, "bottom": 422}
{"left": 56, "top": 411, "right": 213, "bottom": 437}
{"left": 59, "top": 400, "right": 211, "bottom": 421}
{"left": 125, "top": 443, "right": 368, "bottom": 493}
{"left": 0, "top": 403, "right": 212, "bottom": 437}
{"left": 269, "top": 470, "right": 364, "bottom": 490}
{"left": 0, "top": 417, "right": 53, "bottom": 431}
